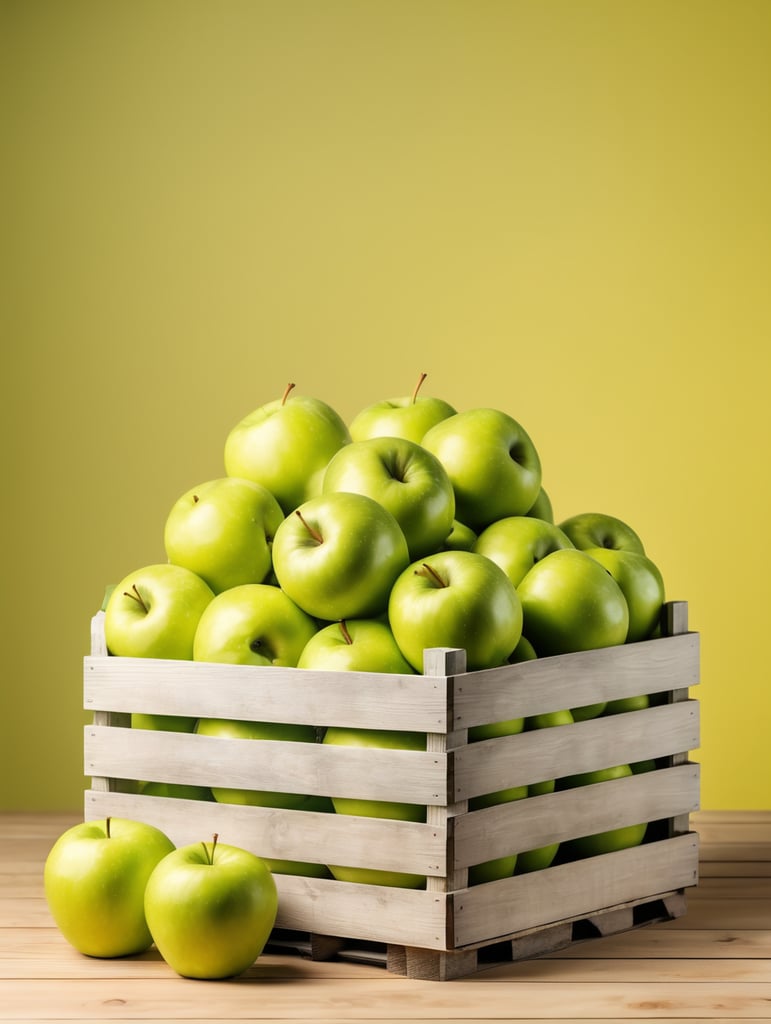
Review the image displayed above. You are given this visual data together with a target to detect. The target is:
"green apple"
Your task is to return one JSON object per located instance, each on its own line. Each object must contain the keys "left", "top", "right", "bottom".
{"left": 441, "top": 519, "right": 477, "bottom": 551}
{"left": 144, "top": 835, "right": 278, "bottom": 979}
{"left": 584, "top": 547, "right": 665, "bottom": 643}
{"left": 517, "top": 549, "right": 629, "bottom": 657}
{"left": 525, "top": 708, "right": 575, "bottom": 729}
{"left": 348, "top": 372, "right": 457, "bottom": 444}
{"left": 558, "top": 512, "right": 646, "bottom": 554}
{"left": 526, "top": 487, "right": 554, "bottom": 523}
{"left": 604, "top": 693, "right": 651, "bottom": 715}
{"left": 473, "top": 515, "right": 574, "bottom": 587}
{"left": 131, "top": 713, "right": 198, "bottom": 732}
{"left": 192, "top": 583, "right": 318, "bottom": 667}
{"left": 224, "top": 383, "right": 350, "bottom": 514}
{"left": 164, "top": 476, "right": 284, "bottom": 594}
{"left": 322, "top": 726, "right": 427, "bottom": 888}
{"left": 571, "top": 702, "right": 607, "bottom": 721}
{"left": 322, "top": 435, "right": 455, "bottom": 560}
{"left": 44, "top": 817, "right": 175, "bottom": 958}
{"left": 194, "top": 717, "right": 322, "bottom": 808}
{"left": 104, "top": 563, "right": 214, "bottom": 660}
{"left": 510, "top": 634, "right": 538, "bottom": 662}
{"left": 557, "top": 764, "right": 647, "bottom": 858}
{"left": 297, "top": 619, "right": 415, "bottom": 674}
{"left": 388, "top": 550, "right": 523, "bottom": 673}
{"left": 272, "top": 491, "right": 410, "bottom": 621}
{"left": 139, "top": 780, "right": 214, "bottom": 800}
{"left": 422, "top": 408, "right": 542, "bottom": 531}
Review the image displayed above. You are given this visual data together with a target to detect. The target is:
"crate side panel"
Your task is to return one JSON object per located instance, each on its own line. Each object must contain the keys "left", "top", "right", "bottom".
{"left": 454, "top": 700, "right": 699, "bottom": 799}
{"left": 84, "top": 726, "right": 448, "bottom": 805}
{"left": 84, "top": 656, "right": 448, "bottom": 733}
{"left": 452, "top": 633, "right": 699, "bottom": 730}
{"left": 452, "top": 833, "right": 699, "bottom": 948}
{"left": 274, "top": 874, "right": 449, "bottom": 951}
{"left": 453, "top": 763, "right": 700, "bottom": 868}
{"left": 84, "top": 790, "right": 446, "bottom": 877}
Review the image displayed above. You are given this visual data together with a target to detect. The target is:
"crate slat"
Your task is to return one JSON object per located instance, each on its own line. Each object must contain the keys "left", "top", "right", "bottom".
{"left": 453, "top": 699, "right": 699, "bottom": 800}
{"left": 451, "top": 632, "right": 699, "bottom": 730}
{"left": 84, "top": 790, "right": 447, "bottom": 877}
{"left": 453, "top": 762, "right": 700, "bottom": 868}
{"left": 85, "top": 655, "right": 447, "bottom": 733}
{"left": 85, "top": 725, "right": 448, "bottom": 805}
{"left": 451, "top": 833, "right": 699, "bottom": 947}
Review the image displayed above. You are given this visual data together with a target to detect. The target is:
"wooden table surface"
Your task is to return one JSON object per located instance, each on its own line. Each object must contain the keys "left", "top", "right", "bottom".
{"left": 2, "top": 810, "right": 770, "bottom": 1022}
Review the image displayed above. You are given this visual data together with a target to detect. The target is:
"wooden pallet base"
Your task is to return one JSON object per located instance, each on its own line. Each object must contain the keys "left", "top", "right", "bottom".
{"left": 265, "top": 888, "right": 688, "bottom": 980}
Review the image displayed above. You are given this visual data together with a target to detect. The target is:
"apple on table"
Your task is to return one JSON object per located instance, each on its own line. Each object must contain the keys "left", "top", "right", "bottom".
{"left": 44, "top": 817, "right": 175, "bottom": 958}
{"left": 144, "top": 834, "right": 278, "bottom": 979}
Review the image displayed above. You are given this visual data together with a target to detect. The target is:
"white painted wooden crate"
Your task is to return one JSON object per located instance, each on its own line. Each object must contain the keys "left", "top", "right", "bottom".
{"left": 83, "top": 600, "right": 700, "bottom": 979}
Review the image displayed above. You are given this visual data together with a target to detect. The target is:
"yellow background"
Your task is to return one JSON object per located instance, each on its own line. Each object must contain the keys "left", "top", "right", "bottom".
{"left": 3, "top": 0, "right": 769, "bottom": 811}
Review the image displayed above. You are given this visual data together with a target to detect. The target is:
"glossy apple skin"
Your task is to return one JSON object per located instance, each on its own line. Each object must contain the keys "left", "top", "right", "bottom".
{"left": 224, "top": 393, "right": 350, "bottom": 515}
{"left": 474, "top": 515, "right": 574, "bottom": 587}
{"left": 164, "top": 477, "right": 284, "bottom": 594}
{"left": 557, "top": 764, "right": 647, "bottom": 858}
{"left": 323, "top": 727, "right": 426, "bottom": 888}
{"left": 388, "top": 550, "right": 523, "bottom": 673}
{"left": 322, "top": 436, "right": 455, "bottom": 560}
{"left": 144, "top": 840, "right": 278, "bottom": 979}
{"left": 517, "top": 549, "right": 629, "bottom": 657}
{"left": 422, "top": 408, "right": 542, "bottom": 531}
{"left": 297, "top": 619, "right": 415, "bottom": 674}
{"left": 44, "top": 818, "right": 175, "bottom": 957}
{"left": 132, "top": 713, "right": 198, "bottom": 733}
{"left": 139, "top": 781, "right": 215, "bottom": 801}
{"left": 272, "top": 492, "right": 410, "bottom": 621}
{"left": 584, "top": 547, "right": 665, "bottom": 643}
{"left": 441, "top": 519, "right": 477, "bottom": 551}
{"left": 558, "top": 512, "right": 646, "bottom": 554}
{"left": 104, "top": 563, "right": 214, "bottom": 660}
{"left": 349, "top": 394, "right": 457, "bottom": 444}
{"left": 192, "top": 583, "right": 318, "bottom": 667}
{"left": 526, "top": 487, "right": 554, "bottom": 523}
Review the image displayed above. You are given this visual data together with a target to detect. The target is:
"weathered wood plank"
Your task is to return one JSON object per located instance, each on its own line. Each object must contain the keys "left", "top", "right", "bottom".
{"left": 453, "top": 702, "right": 700, "bottom": 799}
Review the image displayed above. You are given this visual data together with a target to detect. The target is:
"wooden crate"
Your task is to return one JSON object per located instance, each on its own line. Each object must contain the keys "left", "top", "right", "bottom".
{"left": 83, "top": 600, "right": 700, "bottom": 980}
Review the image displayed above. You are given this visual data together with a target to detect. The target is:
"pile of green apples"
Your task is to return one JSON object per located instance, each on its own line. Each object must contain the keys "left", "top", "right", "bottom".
{"left": 102, "top": 374, "right": 668, "bottom": 885}
{"left": 106, "top": 374, "right": 665, "bottom": 672}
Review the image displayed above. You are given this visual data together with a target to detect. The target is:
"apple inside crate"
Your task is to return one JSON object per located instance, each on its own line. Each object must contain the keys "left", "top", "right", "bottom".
{"left": 83, "top": 600, "right": 699, "bottom": 979}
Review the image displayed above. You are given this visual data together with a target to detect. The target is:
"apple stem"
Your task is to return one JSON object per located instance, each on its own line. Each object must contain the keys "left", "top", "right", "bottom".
{"left": 202, "top": 833, "right": 219, "bottom": 865}
{"left": 281, "top": 382, "right": 296, "bottom": 406}
{"left": 411, "top": 371, "right": 428, "bottom": 405}
{"left": 193, "top": 494, "right": 200, "bottom": 503}
{"left": 339, "top": 620, "right": 353, "bottom": 645}
{"left": 105, "top": 816, "right": 111, "bottom": 838}
{"left": 123, "top": 583, "right": 148, "bottom": 613}
{"left": 416, "top": 562, "right": 447, "bottom": 588}
{"left": 295, "top": 509, "right": 323, "bottom": 544}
